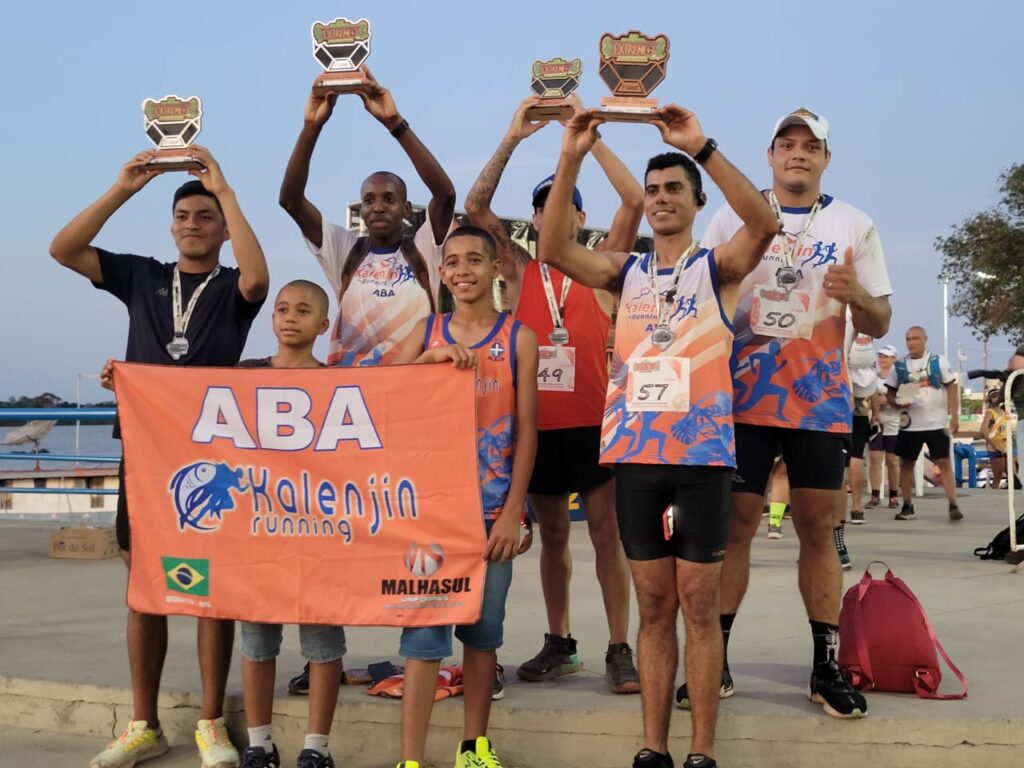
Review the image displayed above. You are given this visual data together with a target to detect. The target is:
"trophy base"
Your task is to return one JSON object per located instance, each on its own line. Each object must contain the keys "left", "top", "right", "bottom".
{"left": 598, "top": 96, "right": 659, "bottom": 123}
{"left": 525, "top": 101, "right": 575, "bottom": 121}
{"left": 145, "top": 149, "right": 204, "bottom": 172}
{"left": 312, "top": 70, "right": 366, "bottom": 95}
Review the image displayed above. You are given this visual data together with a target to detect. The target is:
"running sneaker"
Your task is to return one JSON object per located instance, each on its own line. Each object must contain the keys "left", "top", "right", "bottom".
{"left": 492, "top": 663, "right": 506, "bottom": 700}
{"left": 834, "top": 525, "right": 852, "bottom": 571}
{"left": 195, "top": 717, "right": 240, "bottom": 768}
{"left": 808, "top": 661, "right": 867, "bottom": 718}
{"left": 683, "top": 756, "right": 717, "bottom": 768}
{"left": 288, "top": 662, "right": 310, "bottom": 695}
{"left": 605, "top": 643, "right": 640, "bottom": 694}
{"left": 894, "top": 504, "right": 916, "bottom": 521}
{"left": 396, "top": 763, "right": 420, "bottom": 768}
{"left": 864, "top": 496, "right": 880, "bottom": 510}
{"left": 949, "top": 502, "right": 964, "bottom": 521}
{"left": 767, "top": 522, "right": 784, "bottom": 539}
{"left": 633, "top": 749, "right": 675, "bottom": 768}
{"left": 89, "top": 720, "right": 169, "bottom": 768}
{"left": 240, "top": 745, "right": 280, "bottom": 768}
{"left": 516, "top": 633, "right": 581, "bottom": 681}
{"left": 454, "top": 736, "right": 504, "bottom": 768}
{"left": 675, "top": 667, "right": 734, "bottom": 710}
{"left": 888, "top": 496, "right": 900, "bottom": 509}
{"left": 850, "top": 509, "right": 865, "bottom": 525}
{"left": 296, "top": 749, "right": 335, "bottom": 768}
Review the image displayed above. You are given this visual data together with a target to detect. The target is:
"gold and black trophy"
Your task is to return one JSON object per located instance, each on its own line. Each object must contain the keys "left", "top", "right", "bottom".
{"left": 526, "top": 57, "right": 582, "bottom": 121}
{"left": 311, "top": 17, "right": 372, "bottom": 94}
{"left": 597, "top": 31, "right": 670, "bottom": 123}
{"left": 141, "top": 95, "right": 204, "bottom": 171}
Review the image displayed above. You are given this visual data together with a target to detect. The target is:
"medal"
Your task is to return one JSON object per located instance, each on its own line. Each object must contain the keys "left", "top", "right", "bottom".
{"left": 548, "top": 327, "right": 570, "bottom": 346}
{"left": 647, "top": 243, "right": 698, "bottom": 352}
{"left": 168, "top": 264, "right": 221, "bottom": 362}
{"left": 767, "top": 191, "right": 823, "bottom": 286}
{"left": 651, "top": 324, "right": 674, "bottom": 350}
{"left": 539, "top": 263, "right": 572, "bottom": 347}
{"left": 166, "top": 336, "right": 189, "bottom": 360}
{"left": 775, "top": 265, "right": 803, "bottom": 293}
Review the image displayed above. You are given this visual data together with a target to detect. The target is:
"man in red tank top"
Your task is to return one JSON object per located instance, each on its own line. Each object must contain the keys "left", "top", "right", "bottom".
{"left": 465, "top": 95, "right": 646, "bottom": 693}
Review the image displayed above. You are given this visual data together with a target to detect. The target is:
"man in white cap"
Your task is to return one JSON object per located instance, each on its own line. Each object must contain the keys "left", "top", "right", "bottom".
{"left": 677, "top": 107, "right": 892, "bottom": 719}
{"left": 867, "top": 344, "right": 901, "bottom": 509}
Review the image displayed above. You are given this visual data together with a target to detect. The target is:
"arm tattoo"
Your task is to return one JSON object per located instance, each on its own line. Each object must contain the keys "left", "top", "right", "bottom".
{"left": 466, "top": 136, "right": 517, "bottom": 212}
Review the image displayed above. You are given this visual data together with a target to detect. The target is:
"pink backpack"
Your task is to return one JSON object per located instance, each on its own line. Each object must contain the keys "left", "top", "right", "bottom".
{"left": 838, "top": 561, "right": 967, "bottom": 700}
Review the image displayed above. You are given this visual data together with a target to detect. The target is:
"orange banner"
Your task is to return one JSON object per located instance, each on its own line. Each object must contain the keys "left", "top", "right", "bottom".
{"left": 114, "top": 362, "right": 485, "bottom": 626}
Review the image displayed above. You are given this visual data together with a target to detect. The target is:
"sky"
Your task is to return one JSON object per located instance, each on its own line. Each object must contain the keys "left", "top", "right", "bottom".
{"left": 1, "top": 1, "right": 1021, "bottom": 402}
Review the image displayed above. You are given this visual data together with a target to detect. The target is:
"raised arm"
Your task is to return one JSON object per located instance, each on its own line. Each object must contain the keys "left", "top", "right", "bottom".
{"left": 538, "top": 112, "right": 630, "bottom": 292}
{"left": 647, "top": 106, "right": 776, "bottom": 288}
{"left": 49, "top": 151, "right": 165, "bottom": 282}
{"left": 590, "top": 138, "right": 644, "bottom": 254}
{"left": 188, "top": 147, "right": 269, "bottom": 303}
{"left": 464, "top": 97, "right": 548, "bottom": 282}
{"left": 278, "top": 90, "right": 335, "bottom": 248}
{"left": 358, "top": 69, "right": 455, "bottom": 244}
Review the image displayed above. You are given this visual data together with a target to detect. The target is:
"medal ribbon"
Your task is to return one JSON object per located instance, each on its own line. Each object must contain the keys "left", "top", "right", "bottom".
{"left": 648, "top": 242, "right": 699, "bottom": 331}
{"left": 171, "top": 264, "right": 222, "bottom": 340}
{"left": 767, "top": 191, "right": 823, "bottom": 268}
{"left": 539, "top": 263, "right": 571, "bottom": 331}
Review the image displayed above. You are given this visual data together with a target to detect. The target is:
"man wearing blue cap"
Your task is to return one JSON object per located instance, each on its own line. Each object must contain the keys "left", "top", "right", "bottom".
{"left": 465, "top": 95, "right": 644, "bottom": 693}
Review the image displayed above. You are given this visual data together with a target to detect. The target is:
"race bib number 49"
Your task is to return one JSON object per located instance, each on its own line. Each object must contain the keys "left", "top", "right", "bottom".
{"left": 537, "top": 346, "right": 576, "bottom": 392}
{"left": 626, "top": 357, "right": 690, "bottom": 412}
{"left": 750, "top": 284, "right": 813, "bottom": 340}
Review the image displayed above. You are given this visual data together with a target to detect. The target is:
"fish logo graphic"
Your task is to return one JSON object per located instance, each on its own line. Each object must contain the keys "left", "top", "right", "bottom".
{"left": 168, "top": 462, "right": 246, "bottom": 532}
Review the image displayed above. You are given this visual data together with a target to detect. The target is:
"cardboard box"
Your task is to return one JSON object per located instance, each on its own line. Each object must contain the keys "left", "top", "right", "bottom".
{"left": 48, "top": 526, "right": 119, "bottom": 560}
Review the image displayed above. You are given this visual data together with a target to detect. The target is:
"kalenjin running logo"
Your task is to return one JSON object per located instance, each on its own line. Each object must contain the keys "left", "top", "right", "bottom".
{"left": 169, "top": 461, "right": 246, "bottom": 532}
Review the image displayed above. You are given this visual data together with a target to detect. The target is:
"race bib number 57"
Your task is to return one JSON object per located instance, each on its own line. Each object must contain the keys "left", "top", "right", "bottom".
{"left": 750, "top": 284, "right": 813, "bottom": 340}
{"left": 626, "top": 357, "right": 690, "bottom": 412}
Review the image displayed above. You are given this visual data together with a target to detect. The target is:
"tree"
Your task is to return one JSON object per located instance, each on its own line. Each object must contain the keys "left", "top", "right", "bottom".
{"left": 936, "top": 164, "right": 1024, "bottom": 344}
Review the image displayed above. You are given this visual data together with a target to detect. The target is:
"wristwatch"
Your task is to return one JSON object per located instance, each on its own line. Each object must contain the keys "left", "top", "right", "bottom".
{"left": 693, "top": 138, "right": 718, "bottom": 165}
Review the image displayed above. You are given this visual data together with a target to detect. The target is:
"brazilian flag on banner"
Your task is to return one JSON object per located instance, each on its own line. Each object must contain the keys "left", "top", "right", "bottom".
{"left": 162, "top": 557, "right": 210, "bottom": 597}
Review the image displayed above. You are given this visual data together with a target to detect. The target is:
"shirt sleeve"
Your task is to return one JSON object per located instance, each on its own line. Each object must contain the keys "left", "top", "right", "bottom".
{"left": 852, "top": 221, "right": 892, "bottom": 298}
{"left": 91, "top": 249, "right": 138, "bottom": 305}
{"left": 305, "top": 219, "right": 358, "bottom": 300}
{"left": 699, "top": 205, "right": 736, "bottom": 250}
{"left": 413, "top": 211, "right": 450, "bottom": 300}
{"left": 938, "top": 355, "right": 956, "bottom": 385}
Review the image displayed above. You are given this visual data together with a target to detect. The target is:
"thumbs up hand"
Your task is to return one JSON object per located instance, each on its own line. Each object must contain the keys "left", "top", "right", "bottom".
{"left": 823, "top": 246, "right": 864, "bottom": 304}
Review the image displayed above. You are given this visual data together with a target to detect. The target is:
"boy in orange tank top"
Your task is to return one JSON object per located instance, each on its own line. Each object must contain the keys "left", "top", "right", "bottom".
{"left": 388, "top": 226, "right": 538, "bottom": 768}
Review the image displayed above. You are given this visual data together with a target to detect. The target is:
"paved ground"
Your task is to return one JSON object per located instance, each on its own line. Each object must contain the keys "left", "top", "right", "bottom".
{"left": 2, "top": 486, "right": 1023, "bottom": 767}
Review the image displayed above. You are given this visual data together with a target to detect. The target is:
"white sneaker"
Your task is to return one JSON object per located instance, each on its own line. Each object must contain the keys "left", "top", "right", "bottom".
{"left": 195, "top": 717, "right": 240, "bottom": 768}
{"left": 89, "top": 720, "right": 169, "bottom": 768}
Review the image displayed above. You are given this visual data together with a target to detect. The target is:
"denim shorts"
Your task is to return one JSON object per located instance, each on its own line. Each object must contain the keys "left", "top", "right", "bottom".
{"left": 399, "top": 557, "right": 513, "bottom": 660}
{"left": 240, "top": 622, "right": 346, "bottom": 663}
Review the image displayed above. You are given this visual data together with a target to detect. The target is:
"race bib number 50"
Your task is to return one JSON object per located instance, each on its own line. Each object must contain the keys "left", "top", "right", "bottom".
{"left": 750, "top": 284, "right": 813, "bottom": 340}
{"left": 626, "top": 357, "right": 690, "bottom": 412}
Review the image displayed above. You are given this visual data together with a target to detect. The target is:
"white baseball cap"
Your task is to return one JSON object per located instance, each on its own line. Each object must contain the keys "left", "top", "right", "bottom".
{"left": 878, "top": 345, "right": 899, "bottom": 357}
{"left": 772, "top": 107, "right": 830, "bottom": 147}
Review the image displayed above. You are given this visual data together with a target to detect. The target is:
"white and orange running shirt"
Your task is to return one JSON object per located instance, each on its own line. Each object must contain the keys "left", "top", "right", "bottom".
{"left": 601, "top": 250, "right": 736, "bottom": 467}
{"left": 306, "top": 215, "right": 447, "bottom": 367}
{"left": 702, "top": 195, "right": 891, "bottom": 434}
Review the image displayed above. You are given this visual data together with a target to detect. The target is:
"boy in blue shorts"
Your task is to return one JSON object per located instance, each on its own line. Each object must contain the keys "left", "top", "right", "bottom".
{"left": 389, "top": 225, "right": 538, "bottom": 768}
{"left": 236, "top": 280, "right": 341, "bottom": 768}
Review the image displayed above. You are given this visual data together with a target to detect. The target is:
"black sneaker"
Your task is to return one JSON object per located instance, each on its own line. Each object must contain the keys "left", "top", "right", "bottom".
{"left": 288, "top": 662, "right": 310, "bottom": 695}
{"left": 683, "top": 756, "right": 718, "bottom": 768}
{"left": 241, "top": 745, "right": 281, "bottom": 768}
{"left": 296, "top": 749, "right": 335, "bottom": 768}
{"left": 633, "top": 748, "right": 674, "bottom": 768}
{"left": 492, "top": 662, "right": 506, "bottom": 700}
{"left": 850, "top": 509, "right": 865, "bottom": 524}
{"left": 894, "top": 504, "right": 916, "bottom": 521}
{"left": 605, "top": 643, "right": 640, "bottom": 694}
{"left": 949, "top": 502, "right": 964, "bottom": 521}
{"left": 808, "top": 662, "right": 867, "bottom": 718}
{"left": 675, "top": 667, "right": 734, "bottom": 709}
{"left": 516, "top": 633, "right": 581, "bottom": 681}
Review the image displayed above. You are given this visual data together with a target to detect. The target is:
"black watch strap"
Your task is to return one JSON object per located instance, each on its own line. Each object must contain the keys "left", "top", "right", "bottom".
{"left": 693, "top": 138, "right": 718, "bottom": 165}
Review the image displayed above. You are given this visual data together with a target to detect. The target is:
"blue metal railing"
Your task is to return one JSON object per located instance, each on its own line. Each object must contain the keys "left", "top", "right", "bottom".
{"left": 0, "top": 408, "right": 120, "bottom": 499}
